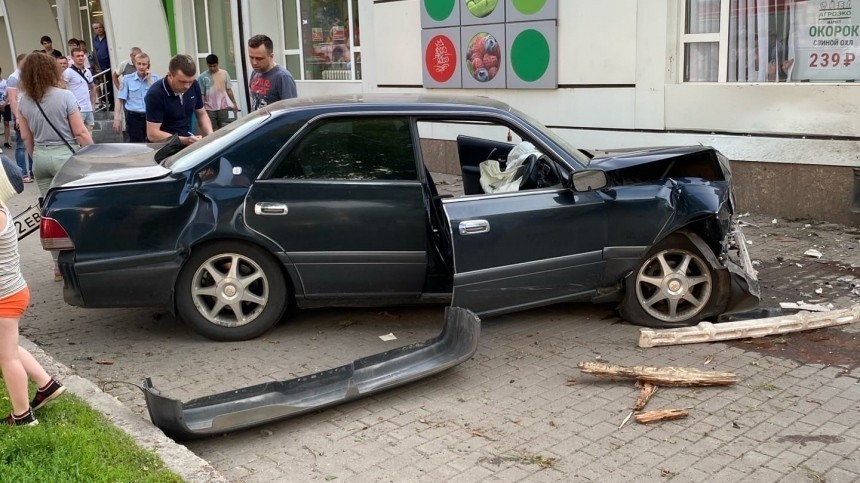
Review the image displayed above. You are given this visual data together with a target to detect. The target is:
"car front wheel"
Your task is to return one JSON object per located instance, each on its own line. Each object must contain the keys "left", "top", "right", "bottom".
{"left": 176, "top": 241, "right": 288, "bottom": 341}
{"left": 620, "top": 234, "right": 721, "bottom": 329}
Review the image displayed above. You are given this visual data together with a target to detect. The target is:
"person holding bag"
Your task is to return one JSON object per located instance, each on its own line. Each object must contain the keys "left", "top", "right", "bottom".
{"left": 16, "top": 52, "right": 93, "bottom": 196}
{"left": 16, "top": 52, "right": 93, "bottom": 280}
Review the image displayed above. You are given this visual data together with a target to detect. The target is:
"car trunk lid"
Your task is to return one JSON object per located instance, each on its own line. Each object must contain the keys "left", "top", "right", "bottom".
{"left": 51, "top": 143, "right": 172, "bottom": 189}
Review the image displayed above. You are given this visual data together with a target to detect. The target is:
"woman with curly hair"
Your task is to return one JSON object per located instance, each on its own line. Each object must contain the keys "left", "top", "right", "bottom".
{"left": 16, "top": 52, "right": 93, "bottom": 280}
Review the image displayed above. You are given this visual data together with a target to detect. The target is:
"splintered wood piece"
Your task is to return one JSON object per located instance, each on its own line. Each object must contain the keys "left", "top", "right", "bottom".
{"left": 633, "top": 382, "right": 657, "bottom": 411}
{"left": 635, "top": 409, "right": 689, "bottom": 424}
{"left": 577, "top": 362, "right": 736, "bottom": 387}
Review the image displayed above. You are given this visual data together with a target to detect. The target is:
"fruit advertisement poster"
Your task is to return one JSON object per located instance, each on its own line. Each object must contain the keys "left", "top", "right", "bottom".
{"left": 461, "top": 0, "right": 505, "bottom": 26}
{"left": 462, "top": 25, "right": 506, "bottom": 87}
{"left": 421, "top": 0, "right": 557, "bottom": 89}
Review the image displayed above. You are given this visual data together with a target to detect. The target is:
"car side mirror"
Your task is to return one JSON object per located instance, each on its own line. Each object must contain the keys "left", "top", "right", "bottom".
{"left": 570, "top": 169, "right": 608, "bottom": 192}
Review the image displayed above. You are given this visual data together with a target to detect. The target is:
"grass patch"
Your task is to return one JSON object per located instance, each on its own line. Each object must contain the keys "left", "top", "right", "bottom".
{"left": 1, "top": 381, "right": 182, "bottom": 482}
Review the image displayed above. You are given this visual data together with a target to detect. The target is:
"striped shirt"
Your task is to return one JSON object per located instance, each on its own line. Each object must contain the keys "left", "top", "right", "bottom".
{"left": 0, "top": 206, "right": 26, "bottom": 299}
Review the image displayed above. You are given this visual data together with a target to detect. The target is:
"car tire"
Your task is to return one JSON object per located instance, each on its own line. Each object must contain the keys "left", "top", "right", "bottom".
{"left": 619, "top": 233, "right": 720, "bottom": 329}
{"left": 176, "top": 241, "right": 288, "bottom": 341}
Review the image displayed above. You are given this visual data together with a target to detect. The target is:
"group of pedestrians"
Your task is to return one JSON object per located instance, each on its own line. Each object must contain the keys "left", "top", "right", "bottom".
{"left": 0, "top": 28, "right": 299, "bottom": 427}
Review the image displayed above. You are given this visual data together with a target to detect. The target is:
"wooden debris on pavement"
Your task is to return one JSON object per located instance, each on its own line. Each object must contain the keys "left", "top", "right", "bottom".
{"left": 638, "top": 304, "right": 860, "bottom": 348}
{"left": 576, "top": 362, "right": 737, "bottom": 386}
{"left": 633, "top": 382, "right": 657, "bottom": 411}
{"left": 635, "top": 409, "right": 689, "bottom": 424}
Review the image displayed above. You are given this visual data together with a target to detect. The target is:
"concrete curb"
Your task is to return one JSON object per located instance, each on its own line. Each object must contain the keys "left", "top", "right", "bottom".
{"left": 20, "top": 337, "right": 227, "bottom": 483}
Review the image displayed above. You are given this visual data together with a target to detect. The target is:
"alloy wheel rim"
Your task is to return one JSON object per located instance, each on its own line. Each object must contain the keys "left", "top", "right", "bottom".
{"left": 190, "top": 253, "right": 269, "bottom": 327}
{"left": 635, "top": 248, "right": 712, "bottom": 323}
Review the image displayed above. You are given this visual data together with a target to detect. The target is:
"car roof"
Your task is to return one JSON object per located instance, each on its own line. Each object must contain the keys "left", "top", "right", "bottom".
{"left": 262, "top": 93, "right": 515, "bottom": 115}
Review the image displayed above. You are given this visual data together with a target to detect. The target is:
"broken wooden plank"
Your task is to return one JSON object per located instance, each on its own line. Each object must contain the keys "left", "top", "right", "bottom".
{"left": 633, "top": 382, "right": 658, "bottom": 411}
{"left": 639, "top": 304, "right": 860, "bottom": 348}
{"left": 577, "top": 362, "right": 736, "bottom": 386}
{"left": 635, "top": 409, "right": 689, "bottom": 424}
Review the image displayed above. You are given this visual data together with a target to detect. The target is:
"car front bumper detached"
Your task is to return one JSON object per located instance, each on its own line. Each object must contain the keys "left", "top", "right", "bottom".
{"left": 143, "top": 307, "right": 480, "bottom": 440}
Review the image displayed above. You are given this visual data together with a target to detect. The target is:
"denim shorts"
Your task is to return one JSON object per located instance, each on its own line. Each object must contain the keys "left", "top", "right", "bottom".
{"left": 81, "top": 111, "right": 95, "bottom": 128}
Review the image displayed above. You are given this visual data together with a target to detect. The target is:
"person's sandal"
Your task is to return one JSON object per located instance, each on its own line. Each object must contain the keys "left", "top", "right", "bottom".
{"left": 53, "top": 264, "right": 63, "bottom": 282}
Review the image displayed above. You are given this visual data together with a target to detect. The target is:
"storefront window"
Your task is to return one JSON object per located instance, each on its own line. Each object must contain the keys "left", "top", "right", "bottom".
{"left": 683, "top": 0, "right": 859, "bottom": 83}
{"left": 282, "top": 0, "right": 361, "bottom": 81}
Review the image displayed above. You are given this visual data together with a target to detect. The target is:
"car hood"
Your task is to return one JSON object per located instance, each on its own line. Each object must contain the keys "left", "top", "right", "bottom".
{"left": 587, "top": 146, "right": 726, "bottom": 171}
{"left": 51, "top": 143, "right": 172, "bottom": 189}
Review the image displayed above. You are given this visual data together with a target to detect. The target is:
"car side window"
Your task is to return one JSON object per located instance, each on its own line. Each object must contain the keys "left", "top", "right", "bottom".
{"left": 270, "top": 117, "right": 418, "bottom": 181}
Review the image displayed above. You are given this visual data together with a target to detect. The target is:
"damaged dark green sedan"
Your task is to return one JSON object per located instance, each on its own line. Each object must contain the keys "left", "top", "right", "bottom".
{"left": 41, "top": 94, "right": 758, "bottom": 341}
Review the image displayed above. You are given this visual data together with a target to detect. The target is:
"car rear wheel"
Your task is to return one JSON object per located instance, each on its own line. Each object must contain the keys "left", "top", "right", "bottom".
{"left": 176, "top": 241, "right": 288, "bottom": 341}
{"left": 620, "top": 234, "right": 719, "bottom": 329}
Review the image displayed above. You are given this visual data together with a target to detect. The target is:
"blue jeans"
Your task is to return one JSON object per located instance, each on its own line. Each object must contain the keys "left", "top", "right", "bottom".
{"left": 14, "top": 122, "right": 33, "bottom": 177}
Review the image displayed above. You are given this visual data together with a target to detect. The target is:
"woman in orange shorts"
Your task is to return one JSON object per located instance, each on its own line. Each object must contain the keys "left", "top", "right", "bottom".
{"left": 0, "top": 156, "right": 65, "bottom": 426}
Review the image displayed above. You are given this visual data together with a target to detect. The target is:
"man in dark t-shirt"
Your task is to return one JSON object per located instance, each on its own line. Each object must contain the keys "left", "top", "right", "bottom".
{"left": 247, "top": 34, "right": 297, "bottom": 110}
{"left": 145, "top": 54, "right": 212, "bottom": 146}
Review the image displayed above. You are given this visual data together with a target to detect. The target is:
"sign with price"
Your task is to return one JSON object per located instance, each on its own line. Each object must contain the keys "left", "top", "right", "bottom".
{"left": 793, "top": 0, "right": 859, "bottom": 81}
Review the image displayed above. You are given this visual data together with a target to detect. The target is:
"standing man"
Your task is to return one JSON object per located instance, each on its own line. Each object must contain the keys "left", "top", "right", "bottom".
{"left": 247, "top": 34, "right": 297, "bottom": 110}
{"left": 6, "top": 54, "right": 33, "bottom": 182}
{"left": 199, "top": 54, "right": 239, "bottom": 129}
{"left": 113, "top": 47, "right": 141, "bottom": 91}
{"left": 114, "top": 52, "right": 157, "bottom": 142}
{"left": 92, "top": 22, "right": 113, "bottom": 110}
{"left": 63, "top": 48, "right": 97, "bottom": 132}
{"left": 40, "top": 36, "right": 63, "bottom": 57}
{"left": 0, "top": 68, "right": 10, "bottom": 149}
{"left": 145, "top": 54, "right": 212, "bottom": 146}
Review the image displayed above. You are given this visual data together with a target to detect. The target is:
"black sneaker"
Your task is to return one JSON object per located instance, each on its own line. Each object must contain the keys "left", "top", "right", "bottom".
{"left": 4, "top": 408, "right": 39, "bottom": 426}
{"left": 30, "top": 377, "right": 66, "bottom": 410}
{"left": 2, "top": 143, "right": 10, "bottom": 149}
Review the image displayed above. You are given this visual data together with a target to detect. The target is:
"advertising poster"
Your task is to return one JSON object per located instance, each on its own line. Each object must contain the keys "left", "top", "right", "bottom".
{"left": 461, "top": 0, "right": 505, "bottom": 26}
{"left": 793, "top": 0, "right": 859, "bottom": 80}
{"left": 506, "top": 21, "right": 557, "bottom": 88}
{"left": 505, "top": 0, "right": 558, "bottom": 23}
{"left": 421, "top": 0, "right": 461, "bottom": 28}
{"left": 423, "top": 28, "right": 462, "bottom": 88}
{"left": 461, "top": 25, "right": 506, "bottom": 88}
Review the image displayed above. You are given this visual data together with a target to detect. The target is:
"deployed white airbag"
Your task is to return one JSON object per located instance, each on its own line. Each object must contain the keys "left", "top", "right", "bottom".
{"left": 479, "top": 141, "right": 541, "bottom": 193}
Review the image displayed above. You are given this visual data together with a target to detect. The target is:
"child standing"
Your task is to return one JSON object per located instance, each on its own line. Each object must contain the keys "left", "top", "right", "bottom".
{"left": 0, "top": 156, "right": 64, "bottom": 426}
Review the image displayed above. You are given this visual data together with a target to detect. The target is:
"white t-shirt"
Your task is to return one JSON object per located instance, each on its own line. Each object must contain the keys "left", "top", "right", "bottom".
{"left": 63, "top": 66, "right": 94, "bottom": 112}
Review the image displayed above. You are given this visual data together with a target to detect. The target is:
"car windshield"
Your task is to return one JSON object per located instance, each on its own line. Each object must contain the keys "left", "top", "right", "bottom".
{"left": 510, "top": 107, "right": 590, "bottom": 168}
{"left": 162, "top": 109, "right": 270, "bottom": 172}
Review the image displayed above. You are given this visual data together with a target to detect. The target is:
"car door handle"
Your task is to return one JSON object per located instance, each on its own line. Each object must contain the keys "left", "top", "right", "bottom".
{"left": 459, "top": 220, "right": 490, "bottom": 235}
{"left": 254, "top": 202, "right": 289, "bottom": 215}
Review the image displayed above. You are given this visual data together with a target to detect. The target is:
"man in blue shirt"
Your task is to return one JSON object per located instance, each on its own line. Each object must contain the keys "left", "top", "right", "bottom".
{"left": 92, "top": 22, "right": 113, "bottom": 110}
{"left": 114, "top": 52, "right": 158, "bottom": 142}
{"left": 145, "top": 54, "right": 212, "bottom": 146}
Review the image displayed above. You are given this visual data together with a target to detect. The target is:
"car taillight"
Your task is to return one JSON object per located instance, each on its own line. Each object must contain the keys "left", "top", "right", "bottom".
{"left": 40, "top": 217, "right": 74, "bottom": 251}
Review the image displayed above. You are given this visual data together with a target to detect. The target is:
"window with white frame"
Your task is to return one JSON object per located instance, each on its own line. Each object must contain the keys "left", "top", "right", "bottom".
{"left": 192, "top": 0, "right": 237, "bottom": 80}
{"left": 281, "top": 0, "right": 361, "bottom": 81}
{"left": 682, "top": 0, "right": 859, "bottom": 82}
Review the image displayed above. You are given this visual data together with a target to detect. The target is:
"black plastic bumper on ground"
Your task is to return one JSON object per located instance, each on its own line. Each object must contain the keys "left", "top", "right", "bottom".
{"left": 144, "top": 307, "right": 480, "bottom": 440}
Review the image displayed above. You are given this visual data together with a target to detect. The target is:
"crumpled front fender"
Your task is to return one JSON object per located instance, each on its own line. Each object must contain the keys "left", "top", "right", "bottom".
{"left": 144, "top": 307, "right": 480, "bottom": 440}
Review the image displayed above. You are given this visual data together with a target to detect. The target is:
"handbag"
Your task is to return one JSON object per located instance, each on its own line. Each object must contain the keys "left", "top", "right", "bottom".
{"left": 34, "top": 101, "right": 77, "bottom": 155}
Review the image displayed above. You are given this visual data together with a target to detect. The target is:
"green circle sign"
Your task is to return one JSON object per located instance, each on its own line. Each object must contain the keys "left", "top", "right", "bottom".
{"left": 425, "top": 0, "right": 456, "bottom": 21}
{"left": 511, "top": 29, "right": 550, "bottom": 82}
{"left": 512, "top": 0, "right": 547, "bottom": 15}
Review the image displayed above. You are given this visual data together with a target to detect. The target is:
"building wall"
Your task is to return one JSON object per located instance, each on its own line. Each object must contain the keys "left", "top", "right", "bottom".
{"left": 1, "top": 0, "right": 62, "bottom": 59}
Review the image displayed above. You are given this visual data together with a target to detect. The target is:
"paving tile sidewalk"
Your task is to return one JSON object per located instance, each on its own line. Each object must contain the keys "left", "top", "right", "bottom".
{"left": 7, "top": 172, "right": 860, "bottom": 482}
